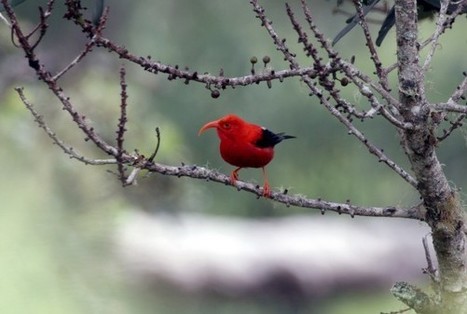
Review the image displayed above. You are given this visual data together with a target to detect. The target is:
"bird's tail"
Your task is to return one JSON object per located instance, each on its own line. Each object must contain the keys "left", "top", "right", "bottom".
{"left": 256, "top": 129, "right": 296, "bottom": 148}
{"left": 277, "top": 133, "right": 296, "bottom": 141}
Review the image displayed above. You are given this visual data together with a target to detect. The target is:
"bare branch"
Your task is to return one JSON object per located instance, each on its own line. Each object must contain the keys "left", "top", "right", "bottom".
{"left": 433, "top": 75, "right": 467, "bottom": 114}
{"left": 4, "top": 0, "right": 424, "bottom": 220}
{"left": 390, "top": 282, "right": 437, "bottom": 313}
{"left": 395, "top": 0, "right": 467, "bottom": 302}
{"left": 422, "top": 234, "right": 440, "bottom": 283}
{"left": 422, "top": 0, "right": 467, "bottom": 72}
{"left": 434, "top": 102, "right": 467, "bottom": 114}
{"left": 10, "top": 89, "right": 425, "bottom": 223}
{"left": 380, "top": 307, "right": 412, "bottom": 314}
{"left": 4, "top": 0, "right": 467, "bottom": 310}
{"left": 422, "top": 0, "right": 450, "bottom": 71}
{"left": 29, "top": 1, "right": 55, "bottom": 50}
{"left": 53, "top": 39, "right": 95, "bottom": 81}
{"left": 449, "top": 73, "right": 467, "bottom": 105}
{"left": 252, "top": 0, "right": 417, "bottom": 188}
{"left": 298, "top": 2, "right": 405, "bottom": 128}
{"left": 59, "top": 0, "right": 334, "bottom": 93}
{"left": 432, "top": 74, "right": 466, "bottom": 139}
{"left": 14, "top": 85, "right": 425, "bottom": 219}
{"left": 437, "top": 113, "right": 466, "bottom": 141}
{"left": 295, "top": 1, "right": 414, "bottom": 146}
{"left": 2, "top": 0, "right": 117, "bottom": 157}
{"left": 0, "top": 12, "right": 9, "bottom": 26}
{"left": 116, "top": 65, "right": 129, "bottom": 185}
{"left": 351, "top": 0, "right": 389, "bottom": 90}
{"left": 147, "top": 127, "right": 161, "bottom": 163}
{"left": 125, "top": 127, "right": 162, "bottom": 186}
{"left": 141, "top": 162, "right": 424, "bottom": 220}
{"left": 93, "top": 35, "right": 320, "bottom": 91}
{"left": 15, "top": 87, "right": 116, "bottom": 165}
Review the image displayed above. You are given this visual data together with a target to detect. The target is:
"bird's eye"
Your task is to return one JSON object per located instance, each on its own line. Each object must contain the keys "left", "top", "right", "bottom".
{"left": 222, "top": 122, "right": 231, "bottom": 129}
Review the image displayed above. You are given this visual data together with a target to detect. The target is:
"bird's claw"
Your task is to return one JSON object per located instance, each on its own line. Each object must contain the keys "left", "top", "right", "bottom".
{"left": 230, "top": 174, "right": 238, "bottom": 187}
{"left": 230, "top": 169, "right": 240, "bottom": 187}
{"left": 262, "top": 183, "right": 271, "bottom": 198}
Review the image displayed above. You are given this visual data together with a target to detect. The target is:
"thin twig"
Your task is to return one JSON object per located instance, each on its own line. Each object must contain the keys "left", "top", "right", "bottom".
{"left": 437, "top": 113, "right": 466, "bottom": 141}
{"left": 422, "top": 0, "right": 451, "bottom": 71}
{"left": 4, "top": 1, "right": 118, "bottom": 155}
{"left": 15, "top": 81, "right": 426, "bottom": 219}
{"left": 422, "top": 233, "right": 440, "bottom": 283}
{"left": 5, "top": 0, "right": 430, "bottom": 219}
{"left": 86, "top": 34, "right": 320, "bottom": 90}
{"left": 449, "top": 73, "right": 467, "bottom": 105}
{"left": 0, "top": 12, "right": 10, "bottom": 26}
{"left": 254, "top": 0, "right": 417, "bottom": 188}
{"left": 60, "top": 3, "right": 327, "bottom": 91}
{"left": 125, "top": 127, "right": 161, "bottom": 185}
{"left": 116, "top": 65, "right": 129, "bottom": 185}
{"left": 15, "top": 87, "right": 117, "bottom": 165}
{"left": 147, "top": 127, "right": 161, "bottom": 163}
{"left": 434, "top": 102, "right": 467, "bottom": 114}
{"left": 351, "top": 0, "right": 390, "bottom": 91}
{"left": 53, "top": 39, "right": 95, "bottom": 80}
{"left": 299, "top": 1, "right": 407, "bottom": 128}
{"left": 380, "top": 307, "right": 412, "bottom": 314}
{"left": 142, "top": 162, "right": 425, "bottom": 220}
{"left": 30, "top": 1, "right": 55, "bottom": 50}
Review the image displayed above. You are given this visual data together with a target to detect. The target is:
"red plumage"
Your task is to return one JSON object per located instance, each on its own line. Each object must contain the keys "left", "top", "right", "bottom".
{"left": 199, "top": 114, "right": 295, "bottom": 197}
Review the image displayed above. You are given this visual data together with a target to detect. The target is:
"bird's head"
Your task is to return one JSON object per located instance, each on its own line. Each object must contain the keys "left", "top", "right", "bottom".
{"left": 198, "top": 114, "right": 246, "bottom": 139}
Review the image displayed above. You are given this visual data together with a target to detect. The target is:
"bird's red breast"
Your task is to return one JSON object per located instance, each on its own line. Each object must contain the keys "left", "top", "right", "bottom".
{"left": 199, "top": 114, "right": 294, "bottom": 168}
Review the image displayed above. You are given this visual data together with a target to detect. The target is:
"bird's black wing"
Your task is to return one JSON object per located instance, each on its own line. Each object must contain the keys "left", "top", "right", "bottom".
{"left": 375, "top": 0, "right": 466, "bottom": 46}
{"left": 332, "top": 0, "right": 382, "bottom": 46}
{"left": 375, "top": 5, "right": 395, "bottom": 46}
{"left": 334, "top": 0, "right": 466, "bottom": 47}
{"left": 255, "top": 128, "right": 295, "bottom": 148}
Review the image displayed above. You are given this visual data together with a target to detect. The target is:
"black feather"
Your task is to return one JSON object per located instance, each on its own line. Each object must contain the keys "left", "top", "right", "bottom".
{"left": 333, "top": 0, "right": 467, "bottom": 47}
{"left": 375, "top": 6, "right": 395, "bottom": 47}
{"left": 332, "top": 0, "right": 381, "bottom": 46}
{"left": 255, "top": 127, "right": 295, "bottom": 148}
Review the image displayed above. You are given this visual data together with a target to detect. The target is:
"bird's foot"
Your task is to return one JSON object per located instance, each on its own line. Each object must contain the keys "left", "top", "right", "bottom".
{"left": 262, "top": 182, "right": 271, "bottom": 198}
{"left": 230, "top": 168, "right": 240, "bottom": 187}
{"left": 230, "top": 173, "right": 238, "bottom": 187}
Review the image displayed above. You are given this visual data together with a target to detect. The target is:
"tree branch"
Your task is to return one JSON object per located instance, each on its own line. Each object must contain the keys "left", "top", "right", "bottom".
{"left": 15, "top": 87, "right": 425, "bottom": 220}
{"left": 434, "top": 102, "right": 467, "bottom": 114}
{"left": 3, "top": 0, "right": 427, "bottom": 221}
{"left": 299, "top": 1, "right": 408, "bottom": 129}
{"left": 437, "top": 113, "right": 466, "bottom": 141}
{"left": 394, "top": 0, "right": 467, "bottom": 310}
{"left": 252, "top": 0, "right": 418, "bottom": 188}
{"left": 351, "top": 0, "right": 389, "bottom": 91}
{"left": 116, "top": 65, "right": 129, "bottom": 185}
{"left": 15, "top": 87, "right": 117, "bottom": 165}
{"left": 390, "top": 282, "right": 437, "bottom": 314}
{"left": 422, "top": 0, "right": 451, "bottom": 72}
{"left": 142, "top": 162, "right": 425, "bottom": 220}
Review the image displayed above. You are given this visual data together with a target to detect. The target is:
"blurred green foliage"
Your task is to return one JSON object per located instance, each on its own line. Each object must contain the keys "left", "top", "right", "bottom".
{"left": 0, "top": 0, "right": 465, "bottom": 313}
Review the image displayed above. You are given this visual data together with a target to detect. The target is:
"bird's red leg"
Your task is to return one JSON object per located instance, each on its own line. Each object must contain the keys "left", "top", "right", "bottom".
{"left": 230, "top": 167, "right": 241, "bottom": 186}
{"left": 262, "top": 167, "right": 271, "bottom": 197}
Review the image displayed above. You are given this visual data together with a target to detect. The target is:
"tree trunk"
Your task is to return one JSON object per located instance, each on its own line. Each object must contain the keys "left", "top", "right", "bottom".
{"left": 394, "top": 0, "right": 467, "bottom": 312}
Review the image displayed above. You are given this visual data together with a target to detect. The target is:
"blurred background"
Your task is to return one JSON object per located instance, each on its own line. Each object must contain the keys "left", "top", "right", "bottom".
{"left": 0, "top": 1, "right": 466, "bottom": 313}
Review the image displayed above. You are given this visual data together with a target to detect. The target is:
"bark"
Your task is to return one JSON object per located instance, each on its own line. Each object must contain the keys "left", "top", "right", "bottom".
{"left": 394, "top": 0, "right": 467, "bottom": 312}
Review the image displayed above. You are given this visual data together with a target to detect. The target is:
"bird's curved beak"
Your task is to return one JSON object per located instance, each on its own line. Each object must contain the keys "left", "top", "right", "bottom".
{"left": 198, "top": 120, "right": 219, "bottom": 136}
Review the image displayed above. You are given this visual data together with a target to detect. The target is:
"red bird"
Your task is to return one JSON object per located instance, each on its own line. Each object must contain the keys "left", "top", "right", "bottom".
{"left": 198, "top": 114, "right": 295, "bottom": 197}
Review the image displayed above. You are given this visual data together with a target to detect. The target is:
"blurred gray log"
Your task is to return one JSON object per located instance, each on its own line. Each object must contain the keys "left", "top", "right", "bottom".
{"left": 115, "top": 212, "right": 432, "bottom": 298}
